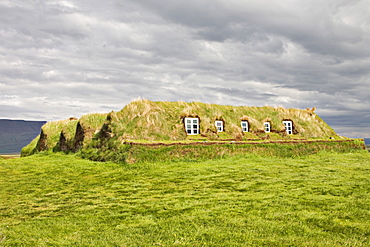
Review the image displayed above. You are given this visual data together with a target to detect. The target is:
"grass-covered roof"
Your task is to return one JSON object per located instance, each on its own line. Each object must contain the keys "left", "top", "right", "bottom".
{"left": 21, "top": 99, "right": 341, "bottom": 156}
{"left": 106, "top": 99, "right": 338, "bottom": 141}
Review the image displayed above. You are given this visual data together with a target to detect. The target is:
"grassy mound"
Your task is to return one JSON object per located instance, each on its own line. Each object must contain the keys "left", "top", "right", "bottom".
{"left": 21, "top": 119, "right": 71, "bottom": 156}
{"left": 22, "top": 99, "right": 361, "bottom": 162}
{"left": 57, "top": 119, "right": 79, "bottom": 152}
{"left": 21, "top": 113, "right": 106, "bottom": 157}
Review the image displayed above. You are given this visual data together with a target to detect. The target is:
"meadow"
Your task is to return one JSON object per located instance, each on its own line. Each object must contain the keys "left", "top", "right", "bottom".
{"left": 1, "top": 151, "right": 369, "bottom": 246}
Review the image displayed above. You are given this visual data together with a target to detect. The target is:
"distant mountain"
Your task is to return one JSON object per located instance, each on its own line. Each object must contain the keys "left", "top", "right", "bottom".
{"left": 365, "top": 138, "right": 370, "bottom": 145}
{"left": 0, "top": 119, "right": 46, "bottom": 154}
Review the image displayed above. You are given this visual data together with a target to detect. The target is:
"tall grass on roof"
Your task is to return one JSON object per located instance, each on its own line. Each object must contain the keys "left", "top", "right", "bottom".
{"left": 77, "top": 113, "right": 107, "bottom": 147}
{"left": 62, "top": 120, "right": 79, "bottom": 139}
{"left": 79, "top": 113, "right": 107, "bottom": 130}
{"left": 103, "top": 99, "right": 338, "bottom": 142}
{"left": 55, "top": 119, "right": 79, "bottom": 152}
{"left": 38, "top": 119, "right": 71, "bottom": 151}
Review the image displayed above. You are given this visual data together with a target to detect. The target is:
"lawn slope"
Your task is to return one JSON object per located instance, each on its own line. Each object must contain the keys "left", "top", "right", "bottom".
{"left": 1, "top": 152, "right": 369, "bottom": 246}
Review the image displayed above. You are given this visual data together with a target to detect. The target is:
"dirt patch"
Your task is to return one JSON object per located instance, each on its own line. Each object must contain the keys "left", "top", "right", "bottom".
{"left": 36, "top": 130, "right": 48, "bottom": 151}
{"left": 73, "top": 122, "right": 85, "bottom": 152}
{"left": 124, "top": 139, "right": 363, "bottom": 147}
{"left": 58, "top": 132, "right": 70, "bottom": 152}
{"left": 0, "top": 154, "right": 20, "bottom": 159}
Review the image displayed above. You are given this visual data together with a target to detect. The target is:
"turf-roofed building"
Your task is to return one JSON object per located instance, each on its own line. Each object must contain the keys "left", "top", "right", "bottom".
{"left": 21, "top": 100, "right": 365, "bottom": 162}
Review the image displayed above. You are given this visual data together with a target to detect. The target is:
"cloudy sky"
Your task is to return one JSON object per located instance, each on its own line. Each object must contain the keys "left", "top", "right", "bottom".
{"left": 0, "top": 0, "right": 369, "bottom": 138}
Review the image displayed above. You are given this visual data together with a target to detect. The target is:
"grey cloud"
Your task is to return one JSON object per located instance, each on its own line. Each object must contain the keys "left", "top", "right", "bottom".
{"left": 0, "top": 0, "right": 369, "bottom": 138}
{"left": 203, "top": 86, "right": 277, "bottom": 102}
{"left": 135, "top": 0, "right": 370, "bottom": 65}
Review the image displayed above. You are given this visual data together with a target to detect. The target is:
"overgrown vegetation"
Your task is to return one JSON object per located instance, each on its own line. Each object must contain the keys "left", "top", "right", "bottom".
{"left": 80, "top": 139, "right": 366, "bottom": 164}
{"left": 108, "top": 99, "right": 338, "bottom": 141}
{"left": 21, "top": 113, "right": 106, "bottom": 156}
{"left": 0, "top": 152, "right": 369, "bottom": 246}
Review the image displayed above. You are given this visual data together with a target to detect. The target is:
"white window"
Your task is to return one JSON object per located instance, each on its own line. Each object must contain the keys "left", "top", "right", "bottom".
{"left": 264, "top": 122, "right": 271, "bottom": 133}
{"left": 185, "top": 117, "right": 199, "bottom": 135}
{"left": 283, "top": 120, "right": 293, "bottom": 135}
{"left": 241, "top": 121, "right": 249, "bottom": 132}
{"left": 215, "top": 121, "right": 223, "bottom": 132}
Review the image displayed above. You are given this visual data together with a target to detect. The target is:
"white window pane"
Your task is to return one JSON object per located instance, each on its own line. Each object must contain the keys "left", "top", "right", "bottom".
{"left": 185, "top": 118, "right": 199, "bottom": 135}
{"left": 264, "top": 122, "right": 270, "bottom": 132}
{"left": 283, "top": 121, "right": 293, "bottom": 134}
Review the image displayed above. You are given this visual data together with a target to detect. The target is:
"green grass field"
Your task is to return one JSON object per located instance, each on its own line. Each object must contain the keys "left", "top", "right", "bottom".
{"left": 1, "top": 152, "right": 369, "bottom": 246}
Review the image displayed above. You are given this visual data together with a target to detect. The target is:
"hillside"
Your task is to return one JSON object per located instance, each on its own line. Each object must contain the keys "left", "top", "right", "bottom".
{"left": 0, "top": 119, "right": 46, "bottom": 154}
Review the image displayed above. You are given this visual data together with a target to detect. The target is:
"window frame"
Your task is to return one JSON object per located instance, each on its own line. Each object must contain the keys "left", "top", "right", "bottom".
{"left": 264, "top": 122, "right": 271, "bottom": 133}
{"left": 215, "top": 120, "right": 223, "bottom": 132}
{"left": 241, "top": 121, "right": 249, "bottom": 132}
{"left": 184, "top": 117, "right": 200, "bottom": 135}
{"left": 283, "top": 120, "right": 293, "bottom": 135}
